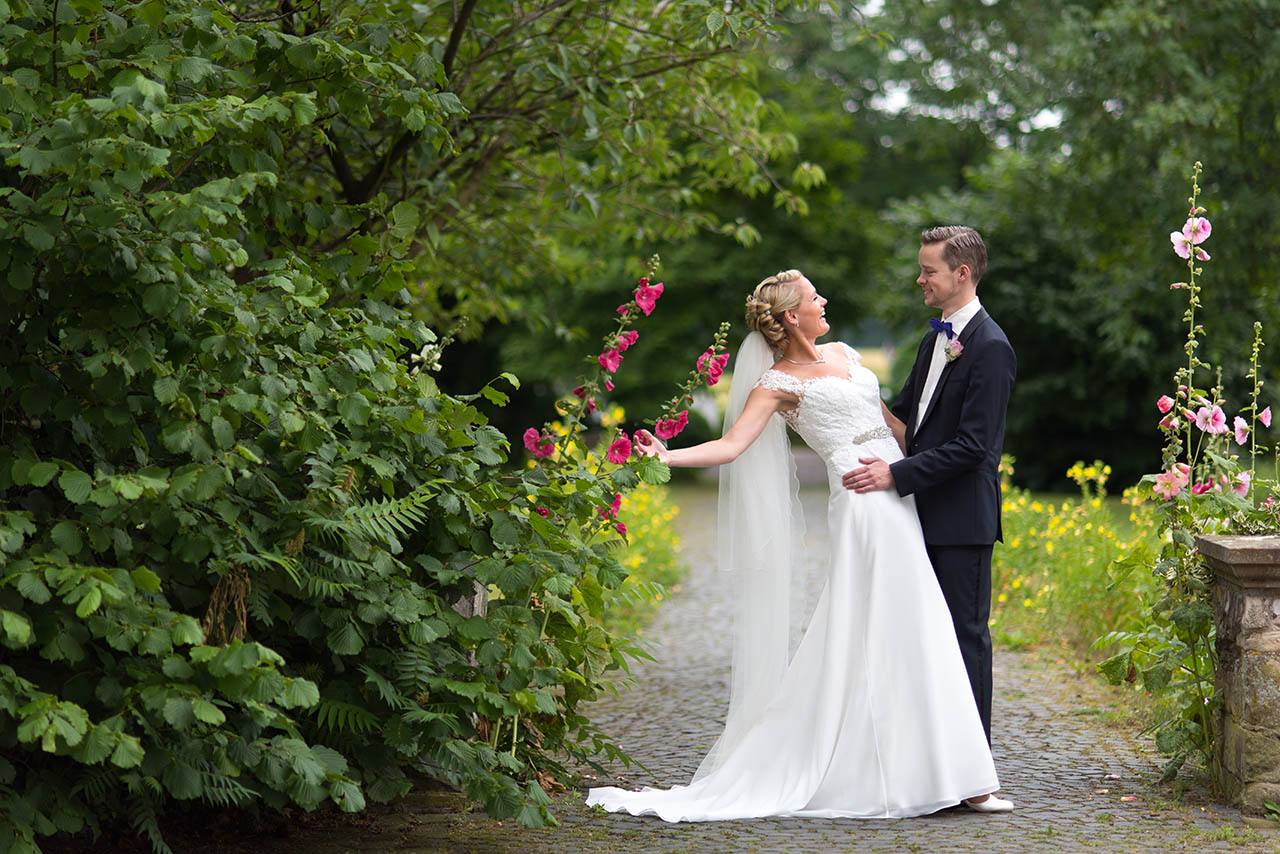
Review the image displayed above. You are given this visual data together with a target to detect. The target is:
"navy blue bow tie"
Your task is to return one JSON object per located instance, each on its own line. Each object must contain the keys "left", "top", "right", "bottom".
{"left": 929, "top": 317, "right": 954, "bottom": 339}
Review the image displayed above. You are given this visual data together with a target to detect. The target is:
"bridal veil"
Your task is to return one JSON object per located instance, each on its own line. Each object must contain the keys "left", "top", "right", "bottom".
{"left": 695, "top": 331, "right": 806, "bottom": 782}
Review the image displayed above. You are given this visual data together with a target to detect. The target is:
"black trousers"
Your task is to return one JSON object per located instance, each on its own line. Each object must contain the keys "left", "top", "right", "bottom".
{"left": 925, "top": 543, "right": 994, "bottom": 742}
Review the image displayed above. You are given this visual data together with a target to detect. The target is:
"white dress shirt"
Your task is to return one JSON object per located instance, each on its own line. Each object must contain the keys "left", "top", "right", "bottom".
{"left": 916, "top": 297, "right": 982, "bottom": 430}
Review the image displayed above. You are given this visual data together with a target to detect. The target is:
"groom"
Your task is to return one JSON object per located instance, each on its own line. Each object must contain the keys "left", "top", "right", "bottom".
{"left": 843, "top": 225, "right": 1016, "bottom": 743}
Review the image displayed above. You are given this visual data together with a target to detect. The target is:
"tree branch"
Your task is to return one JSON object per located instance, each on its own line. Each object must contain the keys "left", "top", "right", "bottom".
{"left": 443, "top": 0, "right": 480, "bottom": 80}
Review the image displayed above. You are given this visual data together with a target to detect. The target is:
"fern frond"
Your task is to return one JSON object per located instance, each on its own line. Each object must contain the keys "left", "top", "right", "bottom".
{"left": 345, "top": 485, "right": 435, "bottom": 541}
{"left": 314, "top": 698, "right": 381, "bottom": 735}
{"left": 198, "top": 770, "right": 258, "bottom": 808}
{"left": 126, "top": 787, "right": 173, "bottom": 854}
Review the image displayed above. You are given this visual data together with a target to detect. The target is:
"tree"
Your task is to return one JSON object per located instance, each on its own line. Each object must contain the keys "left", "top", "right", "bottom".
{"left": 861, "top": 0, "right": 1280, "bottom": 487}
{"left": 460, "top": 4, "right": 995, "bottom": 445}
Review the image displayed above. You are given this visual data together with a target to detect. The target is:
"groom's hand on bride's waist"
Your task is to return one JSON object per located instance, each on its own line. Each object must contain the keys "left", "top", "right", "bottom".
{"left": 842, "top": 457, "right": 894, "bottom": 493}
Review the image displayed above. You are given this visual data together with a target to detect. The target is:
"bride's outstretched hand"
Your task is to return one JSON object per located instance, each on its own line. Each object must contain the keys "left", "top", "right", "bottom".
{"left": 634, "top": 429, "right": 670, "bottom": 464}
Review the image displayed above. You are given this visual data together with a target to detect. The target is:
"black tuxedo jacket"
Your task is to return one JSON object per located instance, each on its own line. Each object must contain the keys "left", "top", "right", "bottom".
{"left": 888, "top": 308, "right": 1016, "bottom": 546}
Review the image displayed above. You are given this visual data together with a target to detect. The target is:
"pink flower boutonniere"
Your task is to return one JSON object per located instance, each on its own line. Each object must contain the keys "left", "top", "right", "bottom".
{"left": 944, "top": 338, "right": 964, "bottom": 363}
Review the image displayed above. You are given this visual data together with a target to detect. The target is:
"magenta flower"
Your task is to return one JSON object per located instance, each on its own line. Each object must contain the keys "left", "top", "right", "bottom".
{"left": 1194, "top": 405, "right": 1228, "bottom": 434}
{"left": 606, "top": 434, "right": 632, "bottom": 464}
{"left": 1152, "top": 470, "right": 1181, "bottom": 500}
{"left": 615, "top": 522, "right": 627, "bottom": 536}
{"left": 616, "top": 303, "right": 630, "bottom": 315}
{"left": 1234, "top": 416, "right": 1250, "bottom": 445}
{"left": 634, "top": 280, "right": 664, "bottom": 316}
{"left": 655, "top": 410, "right": 689, "bottom": 440}
{"left": 598, "top": 348, "right": 623, "bottom": 373}
{"left": 1156, "top": 395, "right": 1174, "bottom": 414}
{"left": 1158, "top": 413, "right": 1180, "bottom": 431}
{"left": 1190, "top": 481, "right": 1213, "bottom": 496}
{"left": 1262, "top": 406, "right": 1273, "bottom": 428}
{"left": 534, "top": 507, "right": 549, "bottom": 517}
{"left": 697, "top": 348, "right": 730, "bottom": 386}
{"left": 1234, "top": 471, "right": 1252, "bottom": 497}
{"left": 605, "top": 379, "right": 615, "bottom": 392}
{"left": 616, "top": 330, "right": 639, "bottom": 352}
{"left": 523, "top": 427, "right": 555, "bottom": 459}
{"left": 572, "top": 386, "right": 597, "bottom": 415}
{"left": 600, "top": 492, "right": 623, "bottom": 520}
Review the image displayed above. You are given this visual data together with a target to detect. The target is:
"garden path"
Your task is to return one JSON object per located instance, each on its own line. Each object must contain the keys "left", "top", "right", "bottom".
{"left": 264, "top": 484, "right": 1277, "bottom": 853}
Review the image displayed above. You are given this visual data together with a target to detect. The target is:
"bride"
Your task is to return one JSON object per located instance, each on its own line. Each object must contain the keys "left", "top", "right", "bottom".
{"left": 586, "top": 269, "right": 1012, "bottom": 821}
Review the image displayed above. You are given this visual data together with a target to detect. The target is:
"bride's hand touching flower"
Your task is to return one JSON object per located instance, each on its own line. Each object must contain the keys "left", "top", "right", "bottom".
{"left": 634, "top": 429, "right": 671, "bottom": 464}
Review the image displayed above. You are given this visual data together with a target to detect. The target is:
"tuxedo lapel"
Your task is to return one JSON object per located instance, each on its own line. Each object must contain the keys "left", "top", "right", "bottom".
{"left": 903, "top": 333, "right": 935, "bottom": 445}
{"left": 915, "top": 309, "right": 990, "bottom": 434}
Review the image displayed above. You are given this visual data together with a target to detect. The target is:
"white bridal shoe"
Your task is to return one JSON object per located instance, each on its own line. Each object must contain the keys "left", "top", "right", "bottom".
{"left": 963, "top": 794, "right": 1015, "bottom": 813}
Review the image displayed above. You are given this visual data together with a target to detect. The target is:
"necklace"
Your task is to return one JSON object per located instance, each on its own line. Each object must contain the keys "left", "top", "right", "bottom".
{"left": 781, "top": 353, "right": 825, "bottom": 366}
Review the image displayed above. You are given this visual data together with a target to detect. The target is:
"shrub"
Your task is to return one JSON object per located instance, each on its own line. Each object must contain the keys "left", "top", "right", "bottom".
{"left": 0, "top": 4, "right": 692, "bottom": 850}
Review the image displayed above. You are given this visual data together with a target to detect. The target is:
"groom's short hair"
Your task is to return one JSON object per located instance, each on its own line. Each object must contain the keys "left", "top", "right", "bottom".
{"left": 921, "top": 226, "right": 987, "bottom": 284}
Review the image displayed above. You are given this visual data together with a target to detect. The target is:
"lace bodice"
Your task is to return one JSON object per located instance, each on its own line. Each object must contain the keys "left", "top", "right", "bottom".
{"left": 755, "top": 343, "right": 899, "bottom": 471}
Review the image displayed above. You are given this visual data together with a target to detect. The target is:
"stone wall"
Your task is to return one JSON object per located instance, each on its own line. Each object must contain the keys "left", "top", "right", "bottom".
{"left": 1200, "top": 534, "right": 1280, "bottom": 814}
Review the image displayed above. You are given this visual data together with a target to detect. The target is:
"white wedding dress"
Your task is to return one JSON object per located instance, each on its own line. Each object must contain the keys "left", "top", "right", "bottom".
{"left": 587, "top": 342, "right": 999, "bottom": 821}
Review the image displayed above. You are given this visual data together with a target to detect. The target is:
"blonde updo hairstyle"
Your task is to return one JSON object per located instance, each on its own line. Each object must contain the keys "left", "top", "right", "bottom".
{"left": 745, "top": 269, "right": 806, "bottom": 351}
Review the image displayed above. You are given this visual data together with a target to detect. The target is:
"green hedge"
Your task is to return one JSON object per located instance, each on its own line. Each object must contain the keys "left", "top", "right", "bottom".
{"left": 0, "top": 3, "right": 658, "bottom": 850}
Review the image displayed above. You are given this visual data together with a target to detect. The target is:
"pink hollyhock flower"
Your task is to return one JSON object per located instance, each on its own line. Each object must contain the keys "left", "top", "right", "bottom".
{"left": 616, "top": 522, "right": 627, "bottom": 536}
{"left": 598, "top": 348, "right": 623, "bottom": 372}
{"left": 606, "top": 434, "right": 632, "bottom": 464}
{"left": 534, "top": 507, "right": 549, "bottom": 517}
{"left": 1266, "top": 496, "right": 1277, "bottom": 506}
{"left": 617, "top": 330, "right": 639, "bottom": 352}
{"left": 572, "top": 386, "right": 597, "bottom": 414}
{"left": 655, "top": 410, "right": 689, "bottom": 440}
{"left": 600, "top": 492, "right": 623, "bottom": 520}
{"left": 1159, "top": 413, "right": 1181, "bottom": 431}
{"left": 1171, "top": 229, "right": 1212, "bottom": 261}
{"left": 617, "top": 303, "right": 630, "bottom": 315}
{"left": 697, "top": 348, "right": 730, "bottom": 385}
{"left": 523, "top": 428, "right": 555, "bottom": 459}
{"left": 605, "top": 379, "right": 615, "bottom": 392}
{"left": 1184, "top": 216, "right": 1212, "bottom": 244}
{"left": 634, "top": 280, "right": 664, "bottom": 316}
{"left": 1191, "top": 481, "right": 1213, "bottom": 495}
{"left": 1152, "top": 471, "right": 1181, "bottom": 500}
{"left": 1194, "top": 405, "right": 1228, "bottom": 434}
{"left": 1234, "top": 471, "right": 1252, "bottom": 497}
{"left": 1262, "top": 406, "right": 1273, "bottom": 428}
{"left": 1235, "top": 416, "right": 1250, "bottom": 445}
{"left": 1156, "top": 395, "right": 1174, "bottom": 414}
{"left": 1174, "top": 462, "right": 1191, "bottom": 484}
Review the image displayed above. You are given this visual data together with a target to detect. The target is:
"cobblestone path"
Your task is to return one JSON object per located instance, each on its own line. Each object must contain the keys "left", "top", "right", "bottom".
{"left": 268, "top": 486, "right": 1280, "bottom": 854}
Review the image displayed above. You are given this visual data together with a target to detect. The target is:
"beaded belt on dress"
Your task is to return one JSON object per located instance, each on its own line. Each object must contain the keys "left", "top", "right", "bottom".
{"left": 852, "top": 426, "right": 893, "bottom": 444}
